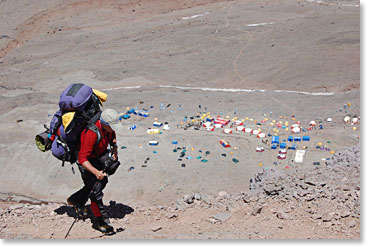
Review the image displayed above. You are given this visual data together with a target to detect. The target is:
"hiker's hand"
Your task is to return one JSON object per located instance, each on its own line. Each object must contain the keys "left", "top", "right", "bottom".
{"left": 96, "top": 170, "right": 107, "bottom": 180}
{"left": 112, "top": 145, "right": 118, "bottom": 161}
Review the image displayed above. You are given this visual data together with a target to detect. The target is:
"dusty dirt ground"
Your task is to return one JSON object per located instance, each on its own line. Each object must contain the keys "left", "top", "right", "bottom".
{"left": 0, "top": 0, "right": 361, "bottom": 240}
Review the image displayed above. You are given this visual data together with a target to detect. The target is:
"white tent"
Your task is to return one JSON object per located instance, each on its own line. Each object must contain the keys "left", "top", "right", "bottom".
{"left": 244, "top": 128, "right": 253, "bottom": 134}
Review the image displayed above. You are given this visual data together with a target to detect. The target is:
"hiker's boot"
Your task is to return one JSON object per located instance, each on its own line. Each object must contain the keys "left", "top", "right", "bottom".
{"left": 93, "top": 217, "right": 114, "bottom": 235}
{"left": 67, "top": 198, "right": 87, "bottom": 220}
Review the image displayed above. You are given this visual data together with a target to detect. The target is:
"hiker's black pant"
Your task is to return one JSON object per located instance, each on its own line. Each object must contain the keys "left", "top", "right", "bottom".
{"left": 68, "top": 157, "right": 108, "bottom": 218}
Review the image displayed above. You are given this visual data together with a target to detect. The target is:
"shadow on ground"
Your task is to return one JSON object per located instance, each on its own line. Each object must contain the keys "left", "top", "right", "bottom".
{"left": 54, "top": 200, "right": 134, "bottom": 219}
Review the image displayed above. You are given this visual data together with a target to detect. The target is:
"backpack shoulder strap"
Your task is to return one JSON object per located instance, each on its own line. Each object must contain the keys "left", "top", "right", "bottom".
{"left": 83, "top": 111, "right": 101, "bottom": 126}
{"left": 86, "top": 124, "right": 102, "bottom": 144}
{"left": 83, "top": 111, "right": 102, "bottom": 143}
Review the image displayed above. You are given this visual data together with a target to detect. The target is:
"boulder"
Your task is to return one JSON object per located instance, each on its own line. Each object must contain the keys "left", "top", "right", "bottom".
{"left": 200, "top": 194, "right": 211, "bottom": 205}
{"left": 263, "top": 184, "right": 282, "bottom": 196}
{"left": 183, "top": 195, "right": 194, "bottom": 204}
{"left": 176, "top": 199, "right": 187, "bottom": 211}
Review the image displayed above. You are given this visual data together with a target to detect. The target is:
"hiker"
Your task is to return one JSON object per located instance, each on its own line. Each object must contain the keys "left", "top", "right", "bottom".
{"left": 66, "top": 108, "right": 123, "bottom": 235}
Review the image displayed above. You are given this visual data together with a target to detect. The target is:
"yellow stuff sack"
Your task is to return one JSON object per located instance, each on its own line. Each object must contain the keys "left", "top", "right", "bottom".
{"left": 93, "top": 89, "right": 108, "bottom": 105}
{"left": 62, "top": 111, "right": 76, "bottom": 130}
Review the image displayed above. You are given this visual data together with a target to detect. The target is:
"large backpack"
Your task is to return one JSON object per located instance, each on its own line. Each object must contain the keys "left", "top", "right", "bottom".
{"left": 35, "top": 83, "right": 108, "bottom": 166}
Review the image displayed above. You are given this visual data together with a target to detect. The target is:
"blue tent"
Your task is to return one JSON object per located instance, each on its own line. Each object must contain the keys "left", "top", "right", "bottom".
{"left": 119, "top": 114, "right": 131, "bottom": 120}
{"left": 294, "top": 137, "right": 302, "bottom": 142}
{"left": 280, "top": 143, "right": 287, "bottom": 149}
{"left": 289, "top": 143, "right": 297, "bottom": 150}
{"left": 272, "top": 136, "right": 280, "bottom": 144}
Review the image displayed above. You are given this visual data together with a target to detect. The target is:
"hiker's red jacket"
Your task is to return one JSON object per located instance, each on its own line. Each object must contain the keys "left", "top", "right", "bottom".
{"left": 78, "top": 120, "right": 116, "bottom": 164}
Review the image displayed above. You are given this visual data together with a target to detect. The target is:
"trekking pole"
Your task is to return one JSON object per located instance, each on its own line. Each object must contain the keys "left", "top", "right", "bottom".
{"left": 64, "top": 217, "right": 78, "bottom": 239}
{"left": 64, "top": 181, "right": 99, "bottom": 239}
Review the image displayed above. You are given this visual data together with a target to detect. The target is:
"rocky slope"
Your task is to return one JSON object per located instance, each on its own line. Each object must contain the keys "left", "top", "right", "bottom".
{"left": 0, "top": 145, "right": 360, "bottom": 239}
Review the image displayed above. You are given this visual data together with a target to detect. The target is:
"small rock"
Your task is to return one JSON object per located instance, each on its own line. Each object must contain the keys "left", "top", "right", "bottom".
{"left": 208, "top": 218, "right": 217, "bottom": 224}
{"left": 304, "top": 180, "right": 316, "bottom": 186}
{"left": 322, "top": 213, "right": 333, "bottom": 222}
{"left": 9, "top": 204, "right": 24, "bottom": 210}
{"left": 297, "top": 190, "right": 311, "bottom": 197}
{"left": 183, "top": 195, "right": 194, "bottom": 204}
{"left": 176, "top": 199, "right": 187, "bottom": 211}
{"left": 151, "top": 225, "right": 162, "bottom": 232}
{"left": 312, "top": 214, "right": 322, "bottom": 220}
{"left": 200, "top": 194, "right": 211, "bottom": 204}
{"left": 350, "top": 213, "right": 359, "bottom": 218}
{"left": 299, "top": 184, "right": 308, "bottom": 190}
{"left": 324, "top": 222, "right": 332, "bottom": 228}
{"left": 263, "top": 184, "right": 282, "bottom": 196}
{"left": 305, "top": 194, "right": 316, "bottom": 202}
{"left": 193, "top": 199, "right": 202, "bottom": 206}
{"left": 212, "top": 212, "right": 232, "bottom": 222}
{"left": 194, "top": 193, "right": 201, "bottom": 200}
{"left": 218, "top": 191, "right": 228, "bottom": 199}
{"left": 166, "top": 212, "right": 178, "bottom": 219}
{"left": 215, "top": 202, "right": 226, "bottom": 210}
{"left": 277, "top": 212, "right": 291, "bottom": 220}
{"left": 340, "top": 210, "right": 351, "bottom": 218}
{"left": 348, "top": 220, "right": 356, "bottom": 228}
{"left": 251, "top": 205, "right": 263, "bottom": 216}
{"left": 242, "top": 194, "right": 251, "bottom": 203}
{"left": 257, "top": 197, "right": 266, "bottom": 205}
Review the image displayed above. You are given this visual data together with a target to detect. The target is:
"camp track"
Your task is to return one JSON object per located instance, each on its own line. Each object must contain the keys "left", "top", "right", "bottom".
{"left": 232, "top": 30, "right": 253, "bottom": 86}
{"left": 223, "top": 1, "right": 255, "bottom": 87}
